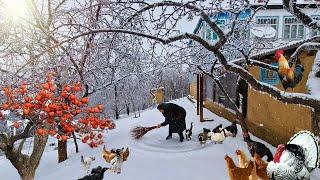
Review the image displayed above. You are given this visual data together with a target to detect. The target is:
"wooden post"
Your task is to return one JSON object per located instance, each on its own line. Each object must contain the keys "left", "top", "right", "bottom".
{"left": 200, "top": 74, "right": 204, "bottom": 122}
{"left": 196, "top": 74, "right": 200, "bottom": 115}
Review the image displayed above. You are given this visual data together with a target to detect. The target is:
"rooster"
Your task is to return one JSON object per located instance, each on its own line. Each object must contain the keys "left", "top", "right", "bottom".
{"left": 225, "top": 155, "right": 254, "bottom": 180}
{"left": 275, "top": 50, "right": 304, "bottom": 91}
{"left": 267, "top": 130, "right": 319, "bottom": 179}
{"left": 102, "top": 145, "right": 116, "bottom": 163}
{"left": 236, "top": 150, "right": 259, "bottom": 180}
{"left": 102, "top": 146, "right": 130, "bottom": 174}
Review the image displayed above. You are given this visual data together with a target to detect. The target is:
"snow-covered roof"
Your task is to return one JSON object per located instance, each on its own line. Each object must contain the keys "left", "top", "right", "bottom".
{"left": 251, "top": 35, "right": 320, "bottom": 59}
{"left": 307, "top": 51, "right": 320, "bottom": 99}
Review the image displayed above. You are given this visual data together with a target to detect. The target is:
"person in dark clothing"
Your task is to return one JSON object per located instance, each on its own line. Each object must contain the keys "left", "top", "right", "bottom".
{"left": 156, "top": 103, "right": 187, "bottom": 142}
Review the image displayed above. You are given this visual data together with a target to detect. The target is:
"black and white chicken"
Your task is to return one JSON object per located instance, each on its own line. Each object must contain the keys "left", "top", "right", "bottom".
{"left": 267, "top": 130, "right": 319, "bottom": 180}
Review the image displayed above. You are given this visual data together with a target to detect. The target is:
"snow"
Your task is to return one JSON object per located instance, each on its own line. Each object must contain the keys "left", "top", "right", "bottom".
{"left": 307, "top": 51, "right": 320, "bottom": 99}
{"left": 249, "top": 0, "right": 320, "bottom": 5}
{"left": 1, "top": 98, "right": 320, "bottom": 179}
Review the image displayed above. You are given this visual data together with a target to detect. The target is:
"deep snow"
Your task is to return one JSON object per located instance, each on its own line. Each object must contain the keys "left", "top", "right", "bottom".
{"left": 0, "top": 98, "right": 319, "bottom": 180}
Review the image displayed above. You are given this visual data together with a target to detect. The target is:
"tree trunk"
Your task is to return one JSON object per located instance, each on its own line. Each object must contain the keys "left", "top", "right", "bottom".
{"left": 72, "top": 132, "right": 79, "bottom": 153}
{"left": 114, "top": 85, "right": 120, "bottom": 119}
{"left": 5, "top": 135, "right": 48, "bottom": 180}
{"left": 126, "top": 104, "right": 130, "bottom": 115}
{"left": 20, "top": 170, "right": 36, "bottom": 180}
{"left": 58, "top": 140, "right": 67, "bottom": 163}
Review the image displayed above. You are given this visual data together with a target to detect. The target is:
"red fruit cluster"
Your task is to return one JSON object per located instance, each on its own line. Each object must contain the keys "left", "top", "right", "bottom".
{"left": 0, "top": 74, "right": 111, "bottom": 148}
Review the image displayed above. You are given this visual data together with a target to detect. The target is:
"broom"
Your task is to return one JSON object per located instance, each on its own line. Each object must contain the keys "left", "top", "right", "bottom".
{"left": 131, "top": 125, "right": 160, "bottom": 140}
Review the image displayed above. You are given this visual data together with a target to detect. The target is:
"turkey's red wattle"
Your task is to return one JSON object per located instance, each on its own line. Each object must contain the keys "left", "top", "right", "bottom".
{"left": 274, "top": 144, "right": 285, "bottom": 163}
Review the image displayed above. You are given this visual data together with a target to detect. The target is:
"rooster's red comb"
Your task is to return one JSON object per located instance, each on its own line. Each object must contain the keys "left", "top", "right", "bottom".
{"left": 275, "top": 50, "right": 284, "bottom": 60}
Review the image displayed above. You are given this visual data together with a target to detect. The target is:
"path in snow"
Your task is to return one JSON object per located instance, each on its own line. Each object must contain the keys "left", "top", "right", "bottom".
{"left": 0, "top": 98, "right": 319, "bottom": 180}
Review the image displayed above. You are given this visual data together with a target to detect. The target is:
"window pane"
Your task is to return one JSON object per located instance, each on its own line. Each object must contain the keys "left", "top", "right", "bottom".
{"left": 212, "top": 32, "right": 217, "bottom": 40}
{"left": 284, "top": 25, "right": 290, "bottom": 39}
{"left": 298, "top": 25, "right": 304, "bottom": 38}
{"left": 206, "top": 29, "right": 211, "bottom": 40}
{"left": 291, "top": 25, "right": 297, "bottom": 39}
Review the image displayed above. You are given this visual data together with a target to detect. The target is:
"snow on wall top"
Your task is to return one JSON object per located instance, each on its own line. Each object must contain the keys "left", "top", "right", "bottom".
{"left": 249, "top": 0, "right": 320, "bottom": 5}
{"left": 307, "top": 51, "right": 320, "bottom": 99}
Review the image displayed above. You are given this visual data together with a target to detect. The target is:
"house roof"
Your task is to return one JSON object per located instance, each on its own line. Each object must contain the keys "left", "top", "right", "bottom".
{"left": 250, "top": 35, "right": 320, "bottom": 59}
{"left": 211, "top": 35, "right": 320, "bottom": 70}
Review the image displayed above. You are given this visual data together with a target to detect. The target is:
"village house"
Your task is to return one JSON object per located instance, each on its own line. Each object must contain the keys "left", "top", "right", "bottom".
{"left": 189, "top": 1, "right": 320, "bottom": 145}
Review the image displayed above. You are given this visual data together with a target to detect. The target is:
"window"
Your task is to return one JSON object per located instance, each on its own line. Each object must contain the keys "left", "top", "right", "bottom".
{"left": 211, "top": 19, "right": 226, "bottom": 41}
{"left": 256, "top": 17, "right": 278, "bottom": 38}
{"left": 310, "top": 16, "right": 320, "bottom": 37}
{"left": 283, "top": 17, "right": 304, "bottom": 39}
{"left": 259, "top": 63, "right": 279, "bottom": 85}
{"left": 206, "top": 29, "right": 211, "bottom": 40}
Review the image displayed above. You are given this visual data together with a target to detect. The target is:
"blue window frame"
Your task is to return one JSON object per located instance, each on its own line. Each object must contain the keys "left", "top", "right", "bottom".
{"left": 259, "top": 63, "right": 279, "bottom": 85}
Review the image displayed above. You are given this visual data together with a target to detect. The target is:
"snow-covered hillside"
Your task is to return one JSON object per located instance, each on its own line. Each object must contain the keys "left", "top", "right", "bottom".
{"left": 0, "top": 98, "right": 319, "bottom": 179}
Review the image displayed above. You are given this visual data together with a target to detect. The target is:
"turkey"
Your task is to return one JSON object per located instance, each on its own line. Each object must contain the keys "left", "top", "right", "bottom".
{"left": 267, "top": 130, "right": 319, "bottom": 180}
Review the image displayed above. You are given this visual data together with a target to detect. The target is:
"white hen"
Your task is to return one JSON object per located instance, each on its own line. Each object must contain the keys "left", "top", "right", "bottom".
{"left": 210, "top": 129, "right": 227, "bottom": 144}
{"left": 81, "top": 156, "right": 96, "bottom": 173}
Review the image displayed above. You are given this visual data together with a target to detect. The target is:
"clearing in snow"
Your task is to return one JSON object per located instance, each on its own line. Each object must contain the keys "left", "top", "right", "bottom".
{"left": 0, "top": 98, "right": 319, "bottom": 179}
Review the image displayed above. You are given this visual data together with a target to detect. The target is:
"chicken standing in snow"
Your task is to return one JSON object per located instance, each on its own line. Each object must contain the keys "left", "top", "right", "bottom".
{"left": 210, "top": 129, "right": 227, "bottom": 144}
{"left": 78, "top": 166, "right": 109, "bottom": 180}
{"left": 156, "top": 103, "right": 187, "bottom": 142}
{"left": 198, "top": 128, "right": 210, "bottom": 144}
{"left": 110, "top": 149, "right": 124, "bottom": 174}
{"left": 253, "top": 153, "right": 268, "bottom": 180}
{"left": 81, "top": 156, "right": 96, "bottom": 173}
{"left": 267, "top": 130, "right": 319, "bottom": 180}
{"left": 224, "top": 121, "right": 238, "bottom": 137}
{"left": 102, "top": 146, "right": 130, "bottom": 174}
{"left": 244, "top": 136, "right": 273, "bottom": 162}
{"left": 225, "top": 155, "right": 254, "bottom": 180}
{"left": 235, "top": 149, "right": 260, "bottom": 180}
{"left": 275, "top": 50, "right": 305, "bottom": 91}
{"left": 212, "top": 124, "right": 223, "bottom": 133}
{"left": 185, "top": 122, "right": 193, "bottom": 141}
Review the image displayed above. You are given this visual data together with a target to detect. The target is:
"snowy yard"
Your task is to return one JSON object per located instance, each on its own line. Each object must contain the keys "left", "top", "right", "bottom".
{"left": 1, "top": 98, "right": 319, "bottom": 179}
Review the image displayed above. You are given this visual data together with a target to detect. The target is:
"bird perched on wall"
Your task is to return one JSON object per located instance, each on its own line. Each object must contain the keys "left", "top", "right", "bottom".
{"left": 81, "top": 156, "right": 96, "bottom": 173}
{"left": 244, "top": 136, "right": 273, "bottom": 162}
{"left": 225, "top": 155, "right": 254, "bottom": 180}
{"left": 275, "top": 50, "right": 305, "bottom": 91}
{"left": 267, "top": 130, "right": 319, "bottom": 180}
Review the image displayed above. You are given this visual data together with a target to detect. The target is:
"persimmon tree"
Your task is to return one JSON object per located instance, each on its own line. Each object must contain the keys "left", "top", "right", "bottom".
{"left": 0, "top": 73, "right": 112, "bottom": 180}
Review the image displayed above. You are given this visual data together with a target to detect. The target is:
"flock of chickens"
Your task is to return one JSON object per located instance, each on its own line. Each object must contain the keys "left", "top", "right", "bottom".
{"left": 225, "top": 130, "right": 319, "bottom": 180}
{"left": 78, "top": 146, "right": 130, "bottom": 180}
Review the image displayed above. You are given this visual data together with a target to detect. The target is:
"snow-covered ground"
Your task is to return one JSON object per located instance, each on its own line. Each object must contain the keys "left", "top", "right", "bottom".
{"left": 0, "top": 98, "right": 319, "bottom": 179}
